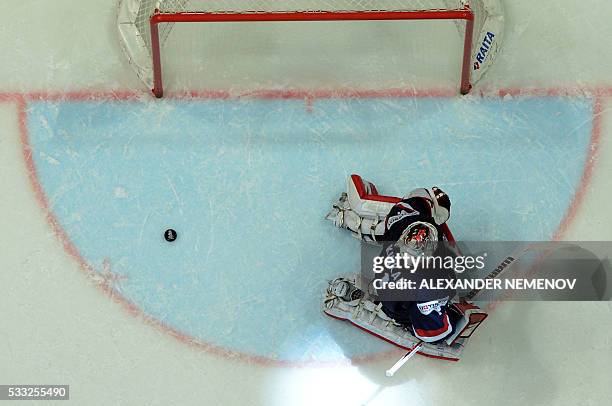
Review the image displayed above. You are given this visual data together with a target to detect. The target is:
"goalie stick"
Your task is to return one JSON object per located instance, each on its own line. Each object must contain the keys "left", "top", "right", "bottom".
{"left": 462, "top": 242, "right": 557, "bottom": 301}
{"left": 385, "top": 341, "right": 423, "bottom": 377}
{"left": 462, "top": 254, "right": 518, "bottom": 301}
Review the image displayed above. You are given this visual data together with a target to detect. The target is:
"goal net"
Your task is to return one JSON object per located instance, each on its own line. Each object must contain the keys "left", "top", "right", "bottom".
{"left": 117, "top": 0, "right": 504, "bottom": 97}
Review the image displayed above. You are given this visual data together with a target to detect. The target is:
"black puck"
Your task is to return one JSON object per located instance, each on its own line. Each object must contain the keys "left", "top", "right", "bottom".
{"left": 164, "top": 229, "right": 177, "bottom": 242}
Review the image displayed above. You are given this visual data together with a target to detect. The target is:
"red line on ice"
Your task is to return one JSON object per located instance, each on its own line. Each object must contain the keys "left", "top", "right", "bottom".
{"left": 2, "top": 85, "right": 608, "bottom": 368}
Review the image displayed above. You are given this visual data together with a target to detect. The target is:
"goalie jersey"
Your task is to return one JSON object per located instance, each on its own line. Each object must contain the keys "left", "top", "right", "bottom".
{"left": 380, "top": 191, "right": 447, "bottom": 244}
{"left": 378, "top": 190, "right": 457, "bottom": 343}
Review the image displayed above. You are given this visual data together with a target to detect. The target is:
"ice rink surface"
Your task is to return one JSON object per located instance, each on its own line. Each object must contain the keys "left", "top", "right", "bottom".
{"left": 1, "top": 1, "right": 612, "bottom": 405}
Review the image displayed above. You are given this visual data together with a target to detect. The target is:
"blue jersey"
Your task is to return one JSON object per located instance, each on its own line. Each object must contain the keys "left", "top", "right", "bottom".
{"left": 379, "top": 196, "right": 456, "bottom": 343}
{"left": 381, "top": 295, "right": 455, "bottom": 343}
{"left": 381, "top": 195, "right": 444, "bottom": 243}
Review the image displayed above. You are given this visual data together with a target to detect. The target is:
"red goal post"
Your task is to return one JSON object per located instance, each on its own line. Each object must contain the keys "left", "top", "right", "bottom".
{"left": 117, "top": 0, "right": 504, "bottom": 97}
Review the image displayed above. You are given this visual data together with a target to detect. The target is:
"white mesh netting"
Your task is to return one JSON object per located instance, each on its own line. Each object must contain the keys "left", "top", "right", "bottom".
{"left": 117, "top": 0, "right": 503, "bottom": 93}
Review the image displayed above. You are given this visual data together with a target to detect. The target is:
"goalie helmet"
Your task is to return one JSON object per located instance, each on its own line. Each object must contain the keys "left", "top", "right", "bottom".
{"left": 397, "top": 221, "right": 439, "bottom": 255}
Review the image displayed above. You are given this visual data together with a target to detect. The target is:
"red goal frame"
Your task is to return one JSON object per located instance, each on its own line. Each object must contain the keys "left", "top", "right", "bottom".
{"left": 149, "top": 7, "right": 475, "bottom": 98}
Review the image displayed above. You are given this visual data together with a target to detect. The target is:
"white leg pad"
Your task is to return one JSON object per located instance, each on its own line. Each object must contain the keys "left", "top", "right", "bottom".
{"left": 323, "top": 280, "right": 467, "bottom": 361}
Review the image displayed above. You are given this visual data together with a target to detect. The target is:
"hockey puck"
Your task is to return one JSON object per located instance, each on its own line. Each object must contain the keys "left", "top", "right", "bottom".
{"left": 164, "top": 229, "right": 177, "bottom": 242}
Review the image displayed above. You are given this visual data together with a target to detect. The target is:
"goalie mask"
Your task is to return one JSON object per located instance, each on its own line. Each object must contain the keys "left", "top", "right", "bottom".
{"left": 397, "top": 221, "right": 439, "bottom": 255}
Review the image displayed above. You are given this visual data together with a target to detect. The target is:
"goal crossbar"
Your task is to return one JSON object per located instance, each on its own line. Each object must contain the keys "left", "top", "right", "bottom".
{"left": 118, "top": 1, "right": 503, "bottom": 97}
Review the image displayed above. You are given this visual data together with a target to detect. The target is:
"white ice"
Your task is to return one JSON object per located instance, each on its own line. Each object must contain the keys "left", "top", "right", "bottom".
{"left": 1, "top": 1, "right": 611, "bottom": 405}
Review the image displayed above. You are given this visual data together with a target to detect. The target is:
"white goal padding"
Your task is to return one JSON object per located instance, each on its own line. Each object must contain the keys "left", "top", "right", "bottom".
{"left": 117, "top": 0, "right": 503, "bottom": 94}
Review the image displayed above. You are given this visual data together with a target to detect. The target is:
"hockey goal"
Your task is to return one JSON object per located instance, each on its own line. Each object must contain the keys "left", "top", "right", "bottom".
{"left": 117, "top": 0, "right": 504, "bottom": 97}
